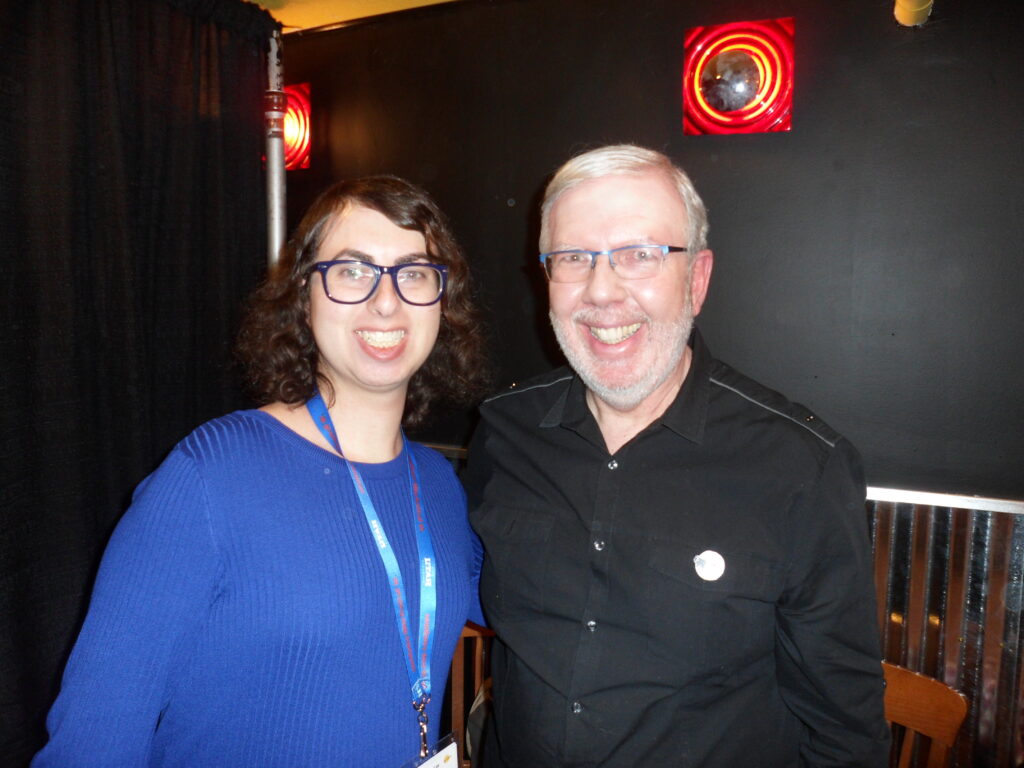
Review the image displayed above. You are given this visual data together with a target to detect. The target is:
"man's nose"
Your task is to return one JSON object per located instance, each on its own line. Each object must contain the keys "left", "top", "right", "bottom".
{"left": 582, "top": 253, "right": 628, "bottom": 304}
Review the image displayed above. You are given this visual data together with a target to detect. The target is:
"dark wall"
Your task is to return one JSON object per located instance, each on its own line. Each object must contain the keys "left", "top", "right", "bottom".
{"left": 283, "top": 0, "right": 1024, "bottom": 498}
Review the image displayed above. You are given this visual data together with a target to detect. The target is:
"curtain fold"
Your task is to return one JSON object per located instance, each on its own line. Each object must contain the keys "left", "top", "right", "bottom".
{"left": 0, "top": 1, "right": 279, "bottom": 761}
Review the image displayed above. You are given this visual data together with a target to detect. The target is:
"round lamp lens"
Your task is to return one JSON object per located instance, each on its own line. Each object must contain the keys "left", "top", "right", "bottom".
{"left": 699, "top": 50, "right": 761, "bottom": 112}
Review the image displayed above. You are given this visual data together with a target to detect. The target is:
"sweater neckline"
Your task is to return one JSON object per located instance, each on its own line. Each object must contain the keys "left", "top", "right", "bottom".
{"left": 241, "top": 409, "right": 410, "bottom": 481}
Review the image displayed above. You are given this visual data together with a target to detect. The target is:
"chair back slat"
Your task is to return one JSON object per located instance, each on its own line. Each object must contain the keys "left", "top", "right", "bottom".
{"left": 450, "top": 623, "right": 495, "bottom": 768}
{"left": 882, "top": 662, "right": 968, "bottom": 768}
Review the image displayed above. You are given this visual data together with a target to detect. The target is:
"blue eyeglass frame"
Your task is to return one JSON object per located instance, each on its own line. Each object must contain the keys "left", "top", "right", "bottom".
{"left": 311, "top": 260, "right": 449, "bottom": 306}
{"left": 539, "top": 244, "right": 688, "bottom": 280}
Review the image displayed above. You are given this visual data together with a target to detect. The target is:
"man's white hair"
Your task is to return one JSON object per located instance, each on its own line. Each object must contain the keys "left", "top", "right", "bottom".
{"left": 539, "top": 144, "right": 709, "bottom": 258}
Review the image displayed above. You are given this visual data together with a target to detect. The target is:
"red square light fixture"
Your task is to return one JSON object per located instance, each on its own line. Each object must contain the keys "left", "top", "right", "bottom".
{"left": 283, "top": 83, "right": 311, "bottom": 170}
{"left": 683, "top": 18, "right": 794, "bottom": 135}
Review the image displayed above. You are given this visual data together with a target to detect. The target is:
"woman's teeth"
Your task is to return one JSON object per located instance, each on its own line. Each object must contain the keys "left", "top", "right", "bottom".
{"left": 356, "top": 330, "right": 405, "bottom": 348}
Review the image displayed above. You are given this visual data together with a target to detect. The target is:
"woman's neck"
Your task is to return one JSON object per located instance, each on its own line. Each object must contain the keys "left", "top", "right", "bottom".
{"left": 261, "top": 386, "right": 407, "bottom": 464}
{"left": 325, "top": 390, "right": 405, "bottom": 462}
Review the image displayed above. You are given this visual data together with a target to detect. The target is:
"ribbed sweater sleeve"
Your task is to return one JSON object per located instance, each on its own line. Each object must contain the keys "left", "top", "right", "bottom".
{"left": 35, "top": 450, "right": 221, "bottom": 766}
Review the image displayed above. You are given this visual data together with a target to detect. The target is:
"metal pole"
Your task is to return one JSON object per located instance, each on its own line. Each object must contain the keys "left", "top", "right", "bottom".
{"left": 265, "top": 30, "right": 286, "bottom": 269}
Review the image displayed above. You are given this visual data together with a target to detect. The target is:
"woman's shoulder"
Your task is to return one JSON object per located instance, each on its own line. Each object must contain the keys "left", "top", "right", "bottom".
{"left": 127, "top": 411, "right": 277, "bottom": 522}
{"left": 408, "top": 442, "right": 468, "bottom": 512}
{"left": 173, "top": 409, "right": 284, "bottom": 465}
{"left": 180, "top": 408, "right": 269, "bottom": 441}
{"left": 409, "top": 441, "right": 461, "bottom": 477}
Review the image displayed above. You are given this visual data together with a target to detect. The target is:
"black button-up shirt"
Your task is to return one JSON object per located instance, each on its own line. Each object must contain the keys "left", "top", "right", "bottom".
{"left": 466, "top": 330, "right": 889, "bottom": 767}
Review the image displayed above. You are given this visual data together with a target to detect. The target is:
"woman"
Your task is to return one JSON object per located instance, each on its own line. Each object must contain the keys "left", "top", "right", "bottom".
{"left": 34, "top": 176, "right": 489, "bottom": 766}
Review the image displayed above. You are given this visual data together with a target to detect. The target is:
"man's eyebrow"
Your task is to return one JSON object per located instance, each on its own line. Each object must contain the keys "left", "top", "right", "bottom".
{"left": 548, "top": 239, "right": 658, "bottom": 252}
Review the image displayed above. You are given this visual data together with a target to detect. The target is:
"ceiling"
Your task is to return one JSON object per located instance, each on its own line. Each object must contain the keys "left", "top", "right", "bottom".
{"left": 253, "top": 0, "right": 458, "bottom": 33}
{"left": 255, "top": 1, "right": 934, "bottom": 35}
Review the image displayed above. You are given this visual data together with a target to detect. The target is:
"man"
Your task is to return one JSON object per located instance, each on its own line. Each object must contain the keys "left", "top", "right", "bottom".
{"left": 465, "top": 144, "right": 890, "bottom": 767}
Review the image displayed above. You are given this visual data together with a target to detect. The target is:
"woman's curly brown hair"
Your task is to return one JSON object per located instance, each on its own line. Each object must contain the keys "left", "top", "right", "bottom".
{"left": 237, "top": 175, "right": 489, "bottom": 427}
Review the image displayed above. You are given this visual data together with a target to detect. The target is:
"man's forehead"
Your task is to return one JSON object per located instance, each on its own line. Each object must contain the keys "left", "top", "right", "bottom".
{"left": 549, "top": 171, "right": 689, "bottom": 239}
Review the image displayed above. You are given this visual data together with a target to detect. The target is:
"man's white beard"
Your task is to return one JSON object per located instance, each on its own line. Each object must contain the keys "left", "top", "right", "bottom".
{"left": 550, "top": 292, "right": 693, "bottom": 412}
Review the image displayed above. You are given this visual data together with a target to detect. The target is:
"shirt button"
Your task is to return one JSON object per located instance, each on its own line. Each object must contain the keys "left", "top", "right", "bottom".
{"left": 607, "top": 458, "right": 619, "bottom": 470}
{"left": 586, "top": 620, "right": 597, "bottom": 632}
{"left": 593, "top": 539, "right": 605, "bottom": 552}
{"left": 572, "top": 701, "right": 583, "bottom": 714}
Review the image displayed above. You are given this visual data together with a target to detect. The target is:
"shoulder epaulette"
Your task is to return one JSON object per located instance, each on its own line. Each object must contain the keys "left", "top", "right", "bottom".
{"left": 483, "top": 373, "right": 573, "bottom": 404}
{"left": 709, "top": 374, "right": 841, "bottom": 448}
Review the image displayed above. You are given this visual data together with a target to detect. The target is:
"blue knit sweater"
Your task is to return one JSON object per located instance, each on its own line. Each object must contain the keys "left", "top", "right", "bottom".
{"left": 34, "top": 410, "right": 482, "bottom": 767}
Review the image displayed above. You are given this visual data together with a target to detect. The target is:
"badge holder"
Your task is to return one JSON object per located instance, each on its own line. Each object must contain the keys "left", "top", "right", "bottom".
{"left": 307, "top": 393, "right": 452, "bottom": 768}
{"left": 398, "top": 732, "right": 457, "bottom": 768}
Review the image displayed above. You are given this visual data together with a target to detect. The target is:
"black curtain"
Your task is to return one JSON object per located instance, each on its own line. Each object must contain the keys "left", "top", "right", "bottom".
{"left": 0, "top": 1, "right": 279, "bottom": 762}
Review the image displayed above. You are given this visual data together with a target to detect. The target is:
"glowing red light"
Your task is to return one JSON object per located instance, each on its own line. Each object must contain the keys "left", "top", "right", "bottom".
{"left": 683, "top": 18, "right": 794, "bottom": 135}
{"left": 283, "top": 83, "right": 311, "bottom": 170}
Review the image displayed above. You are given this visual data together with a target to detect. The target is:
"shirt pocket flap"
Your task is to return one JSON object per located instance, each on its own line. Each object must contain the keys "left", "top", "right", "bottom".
{"left": 649, "top": 544, "right": 782, "bottom": 602}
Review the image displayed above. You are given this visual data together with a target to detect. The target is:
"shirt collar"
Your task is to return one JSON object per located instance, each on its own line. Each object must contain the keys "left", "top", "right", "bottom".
{"left": 539, "top": 327, "right": 712, "bottom": 445}
{"left": 539, "top": 374, "right": 601, "bottom": 443}
{"left": 660, "top": 327, "right": 710, "bottom": 444}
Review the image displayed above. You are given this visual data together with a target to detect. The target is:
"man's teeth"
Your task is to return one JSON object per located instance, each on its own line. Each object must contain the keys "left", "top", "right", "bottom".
{"left": 589, "top": 323, "right": 641, "bottom": 344}
{"left": 356, "top": 330, "right": 405, "bottom": 348}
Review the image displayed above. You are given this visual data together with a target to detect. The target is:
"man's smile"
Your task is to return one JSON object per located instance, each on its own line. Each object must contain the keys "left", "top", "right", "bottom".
{"left": 587, "top": 322, "right": 642, "bottom": 345}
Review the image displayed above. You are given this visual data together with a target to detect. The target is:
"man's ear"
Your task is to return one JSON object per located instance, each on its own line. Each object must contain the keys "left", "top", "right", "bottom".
{"left": 688, "top": 249, "right": 714, "bottom": 316}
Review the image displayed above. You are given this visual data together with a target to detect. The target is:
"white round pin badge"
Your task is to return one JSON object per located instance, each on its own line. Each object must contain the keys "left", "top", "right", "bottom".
{"left": 693, "top": 550, "right": 726, "bottom": 581}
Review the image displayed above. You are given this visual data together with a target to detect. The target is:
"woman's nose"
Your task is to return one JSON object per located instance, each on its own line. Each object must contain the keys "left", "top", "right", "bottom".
{"left": 368, "top": 271, "right": 401, "bottom": 315}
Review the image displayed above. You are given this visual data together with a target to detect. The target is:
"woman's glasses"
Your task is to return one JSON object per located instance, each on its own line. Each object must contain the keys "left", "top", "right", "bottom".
{"left": 312, "top": 260, "right": 447, "bottom": 306}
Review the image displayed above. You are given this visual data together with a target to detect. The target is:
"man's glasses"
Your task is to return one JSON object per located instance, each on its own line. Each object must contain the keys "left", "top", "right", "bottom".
{"left": 539, "top": 244, "right": 688, "bottom": 283}
{"left": 312, "top": 260, "right": 448, "bottom": 305}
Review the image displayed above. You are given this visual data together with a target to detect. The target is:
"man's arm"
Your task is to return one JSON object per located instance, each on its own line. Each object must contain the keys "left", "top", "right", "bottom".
{"left": 774, "top": 438, "right": 891, "bottom": 767}
{"left": 463, "top": 417, "right": 493, "bottom": 516}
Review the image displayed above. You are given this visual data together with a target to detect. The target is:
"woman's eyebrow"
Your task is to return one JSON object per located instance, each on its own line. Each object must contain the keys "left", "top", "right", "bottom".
{"left": 329, "top": 248, "right": 372, "bottom": 262}
{"left": 328, "top": 250, "right": 430, "bottom": 264}
{"left": 394, "top": 252, "right": 430, "bottom": 265}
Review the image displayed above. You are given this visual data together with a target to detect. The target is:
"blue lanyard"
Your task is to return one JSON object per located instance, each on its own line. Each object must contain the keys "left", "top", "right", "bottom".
{"left": 306, "top": 391, "right": 437, "bottom": 753}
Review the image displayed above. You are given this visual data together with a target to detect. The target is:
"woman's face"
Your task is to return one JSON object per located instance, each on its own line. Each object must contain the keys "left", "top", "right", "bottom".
{"left": 308, "top": 204, "right": 441, "bottom": 402}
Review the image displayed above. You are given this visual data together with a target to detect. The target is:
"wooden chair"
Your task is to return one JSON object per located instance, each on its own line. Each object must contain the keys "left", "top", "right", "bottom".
{"left": 882, "top": 661, "right": 968, "bottom": 768}
{"left": 449, "top": 622, "right": 495, "bottom": 768}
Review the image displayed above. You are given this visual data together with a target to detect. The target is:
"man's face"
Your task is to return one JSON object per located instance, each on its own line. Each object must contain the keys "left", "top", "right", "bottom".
{"left": 546, "top": 170, "right": 712, "bottom": 412}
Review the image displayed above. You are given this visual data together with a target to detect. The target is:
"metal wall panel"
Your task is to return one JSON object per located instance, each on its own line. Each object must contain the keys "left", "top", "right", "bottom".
{"left": 868, "top": 489, "right": 1024, "bottom": 768}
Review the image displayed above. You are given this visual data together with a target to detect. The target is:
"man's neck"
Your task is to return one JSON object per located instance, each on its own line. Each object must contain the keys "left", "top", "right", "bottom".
{"left": 587, "top": 345, "right": 692, "bottom": 455}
